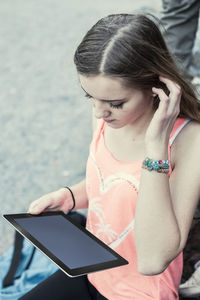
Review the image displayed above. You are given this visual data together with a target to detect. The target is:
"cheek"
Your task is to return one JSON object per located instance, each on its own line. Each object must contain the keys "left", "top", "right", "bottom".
{"left": 118, "top": 108, "right": 136, "bottom": 122}
{"left": 121, "top": 100, "right": 146, "bottom": 119}
{"left": 124, "top": 101, "right": 140, "bottom": 115}
{"left": 130, "top": 97, "right": 147, "bottom": 112}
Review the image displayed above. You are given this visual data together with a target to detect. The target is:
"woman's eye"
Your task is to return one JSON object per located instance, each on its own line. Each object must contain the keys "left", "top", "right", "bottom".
{"left": 84, "top": 93, "right": 124, "bottom": 109}
{"left": 110, "top": 103, "right": 124, "bottom": 109}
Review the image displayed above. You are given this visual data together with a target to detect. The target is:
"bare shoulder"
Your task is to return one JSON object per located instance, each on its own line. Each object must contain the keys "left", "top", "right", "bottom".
{"left": 172, "top": 119, "right": 200, "bottom": 164}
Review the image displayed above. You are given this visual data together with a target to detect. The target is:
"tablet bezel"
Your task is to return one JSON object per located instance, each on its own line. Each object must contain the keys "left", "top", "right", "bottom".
{"left": 3, "top": 211, "right": 129, "bottom": 277}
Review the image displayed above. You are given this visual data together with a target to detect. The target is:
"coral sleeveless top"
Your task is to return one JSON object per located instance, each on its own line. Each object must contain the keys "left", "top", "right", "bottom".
{"left": 85, "top": 117, "right": 191, "bottom": 300}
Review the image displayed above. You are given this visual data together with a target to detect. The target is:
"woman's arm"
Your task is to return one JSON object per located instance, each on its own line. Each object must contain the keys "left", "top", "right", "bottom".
{"left": 60, "top": 179, "right": 89, "bottom": 210}
{"left": 134, "top": 78, "right": 200, "bottom": 275}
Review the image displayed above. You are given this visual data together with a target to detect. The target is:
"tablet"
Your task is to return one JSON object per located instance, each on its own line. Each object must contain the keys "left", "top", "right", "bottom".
{"left": 3, "top": 211, "right": 128, "bottom": 277}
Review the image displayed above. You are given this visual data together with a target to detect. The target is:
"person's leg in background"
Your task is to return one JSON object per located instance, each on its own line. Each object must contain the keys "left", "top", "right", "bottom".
{"left": 161, "top": 0, "right": 200, "bottom": 78}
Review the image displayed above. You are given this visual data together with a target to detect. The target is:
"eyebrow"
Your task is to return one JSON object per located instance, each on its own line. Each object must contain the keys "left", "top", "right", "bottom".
{"left": 81, "top": 86, "right": 127, "bottom": 102}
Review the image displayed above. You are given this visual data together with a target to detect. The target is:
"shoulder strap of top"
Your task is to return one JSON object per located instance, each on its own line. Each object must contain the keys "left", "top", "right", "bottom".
{"left": 169, "top": 118, "right": 191, "bottom": 147}
{"left": 90, "top": 119, "right": 105, "bottom": 153}
{"left": 93, "top": 119, "right": 104, "bottom": 140}
{"left": 168, "top": 117, "right": 191, "bottom": 176}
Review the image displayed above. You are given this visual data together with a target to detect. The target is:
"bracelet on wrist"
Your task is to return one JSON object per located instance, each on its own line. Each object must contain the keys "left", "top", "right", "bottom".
{"left": 64, "top": 186, "right": 76, "bottom": 210}
{"left": 142, "top": 157, "right": 169, "bottom": 174}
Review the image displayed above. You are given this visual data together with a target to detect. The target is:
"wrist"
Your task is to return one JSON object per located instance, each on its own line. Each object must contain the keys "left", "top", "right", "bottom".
{"left": 64, "top": 186, "right": 76, "bottom": 210}
{"left": 59, "top": 188, "right": 75, "bottom": 211}
{"left": 142, "top": 157, "right": 169, "bottom": 174}
{"left": 145, "top": 142, "right": 168, "bottom": 160}
{"left": 59, "top": 188, "right": 71, "bottom": 209}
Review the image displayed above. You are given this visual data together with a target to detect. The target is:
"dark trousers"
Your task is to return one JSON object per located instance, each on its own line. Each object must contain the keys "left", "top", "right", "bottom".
{"left": 161, "top": 0, "right": 200, "bottom": 73}
{"left": 19, "top": 269, "right": 107, "bottom": 300}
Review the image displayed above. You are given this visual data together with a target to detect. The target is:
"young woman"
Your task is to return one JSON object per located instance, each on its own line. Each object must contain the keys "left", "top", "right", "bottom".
{"left": 21, "top": 13, "right": 200, "bottom": 300}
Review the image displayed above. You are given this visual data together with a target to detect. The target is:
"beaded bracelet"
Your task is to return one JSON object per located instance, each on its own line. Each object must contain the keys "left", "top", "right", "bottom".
{"left": 64, "top": 186, "right": 76, "bottom": 210}
{"left": 142, "top": 157, "right": 169, "bottom": 174}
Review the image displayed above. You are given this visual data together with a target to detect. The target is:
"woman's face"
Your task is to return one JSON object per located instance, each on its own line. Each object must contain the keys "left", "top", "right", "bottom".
{"left": 79, "top": 74, "right": 155, "bottom": 130}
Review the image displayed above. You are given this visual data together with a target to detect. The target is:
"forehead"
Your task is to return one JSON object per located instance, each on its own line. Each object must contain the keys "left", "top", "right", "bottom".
{"left": 79, "top": 74, "right": 132, "bottom": 98}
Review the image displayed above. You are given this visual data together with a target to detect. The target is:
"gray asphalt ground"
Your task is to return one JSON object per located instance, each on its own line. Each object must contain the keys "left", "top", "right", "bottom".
{"left": 0, "top": 0, "right": 199, "bottom": 257}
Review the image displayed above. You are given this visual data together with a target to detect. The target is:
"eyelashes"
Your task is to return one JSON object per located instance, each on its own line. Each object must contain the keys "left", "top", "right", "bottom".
{"left": 110, "top": 103, "right": 124, "bottom": 109}
{"left": 84, "top": 93, "right": 124, "bottom": 109}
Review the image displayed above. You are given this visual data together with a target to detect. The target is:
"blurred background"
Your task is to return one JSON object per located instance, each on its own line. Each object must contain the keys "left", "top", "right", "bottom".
{"left": 0, "top": 0, "right": 199, "bottom": 257}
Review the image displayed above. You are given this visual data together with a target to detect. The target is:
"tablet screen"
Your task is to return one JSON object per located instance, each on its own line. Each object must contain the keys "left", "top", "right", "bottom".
{"left": 15, "top": 214, "right": 117, "bottom": 269}
{"left": 3, "top": 212, "right": 128, "bottom": 277}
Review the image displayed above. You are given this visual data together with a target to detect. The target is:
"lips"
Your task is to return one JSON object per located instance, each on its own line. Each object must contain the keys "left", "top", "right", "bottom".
{"left": 104, "top": 119, "right": 114, "bottom": 122}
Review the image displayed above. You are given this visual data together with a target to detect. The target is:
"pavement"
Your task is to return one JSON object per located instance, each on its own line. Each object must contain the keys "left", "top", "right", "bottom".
{"left": 0, "top": 0, "right": 199, "bottom": 259}
{"left": 0, "top": 0, "right": 163, "bottom": 257}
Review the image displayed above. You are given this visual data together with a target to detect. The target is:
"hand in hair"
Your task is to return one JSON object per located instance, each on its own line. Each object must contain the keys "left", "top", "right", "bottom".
{"left": 145, "top": 76, "right": 181, "bottom": 152}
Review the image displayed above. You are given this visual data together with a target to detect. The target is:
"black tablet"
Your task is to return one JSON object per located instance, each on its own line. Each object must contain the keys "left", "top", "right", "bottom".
{"left": 3, "top": 211, "right": 128, "bottom": 277}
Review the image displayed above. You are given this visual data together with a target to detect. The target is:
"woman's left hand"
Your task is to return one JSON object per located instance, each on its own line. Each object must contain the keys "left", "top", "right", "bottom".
{"left": 145, "top": 76, "right": 181, "bottom": 151}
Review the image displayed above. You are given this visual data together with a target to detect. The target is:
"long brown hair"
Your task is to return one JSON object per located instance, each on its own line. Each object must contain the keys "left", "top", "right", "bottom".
{"left": 74, "top": 13, "right": 200, "bottom": 121}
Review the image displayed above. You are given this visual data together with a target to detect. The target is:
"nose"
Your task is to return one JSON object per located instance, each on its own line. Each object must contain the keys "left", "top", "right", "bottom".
{"left": 93, "top": 100, "right": 111, "bottom": 119}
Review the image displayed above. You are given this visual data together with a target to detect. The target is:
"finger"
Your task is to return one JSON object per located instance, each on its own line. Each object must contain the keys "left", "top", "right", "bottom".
{"left": 159, "top": 76, "right": 174, "bottom": 91}
{"left": 28, "top": 196, "right": 53, "bottom": 214}
{"left": 152, "top": 87, "right": 170, "bottom": 118}
{"left": 152, "top": 87, "right": 169, "bottom": 104}
{"left": 153, "top": 86, "right": 180, "bottom": 118}
{"left": 159, "top": 76, "right": 182, "bottom": 116}
{"left": 159, "top": 76, "right": 181, "bottom": 98}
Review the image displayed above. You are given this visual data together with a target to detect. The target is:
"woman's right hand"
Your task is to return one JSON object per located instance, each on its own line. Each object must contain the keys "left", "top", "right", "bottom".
{"left": 27, "top": 188, "right": 73, "bottom": 215}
